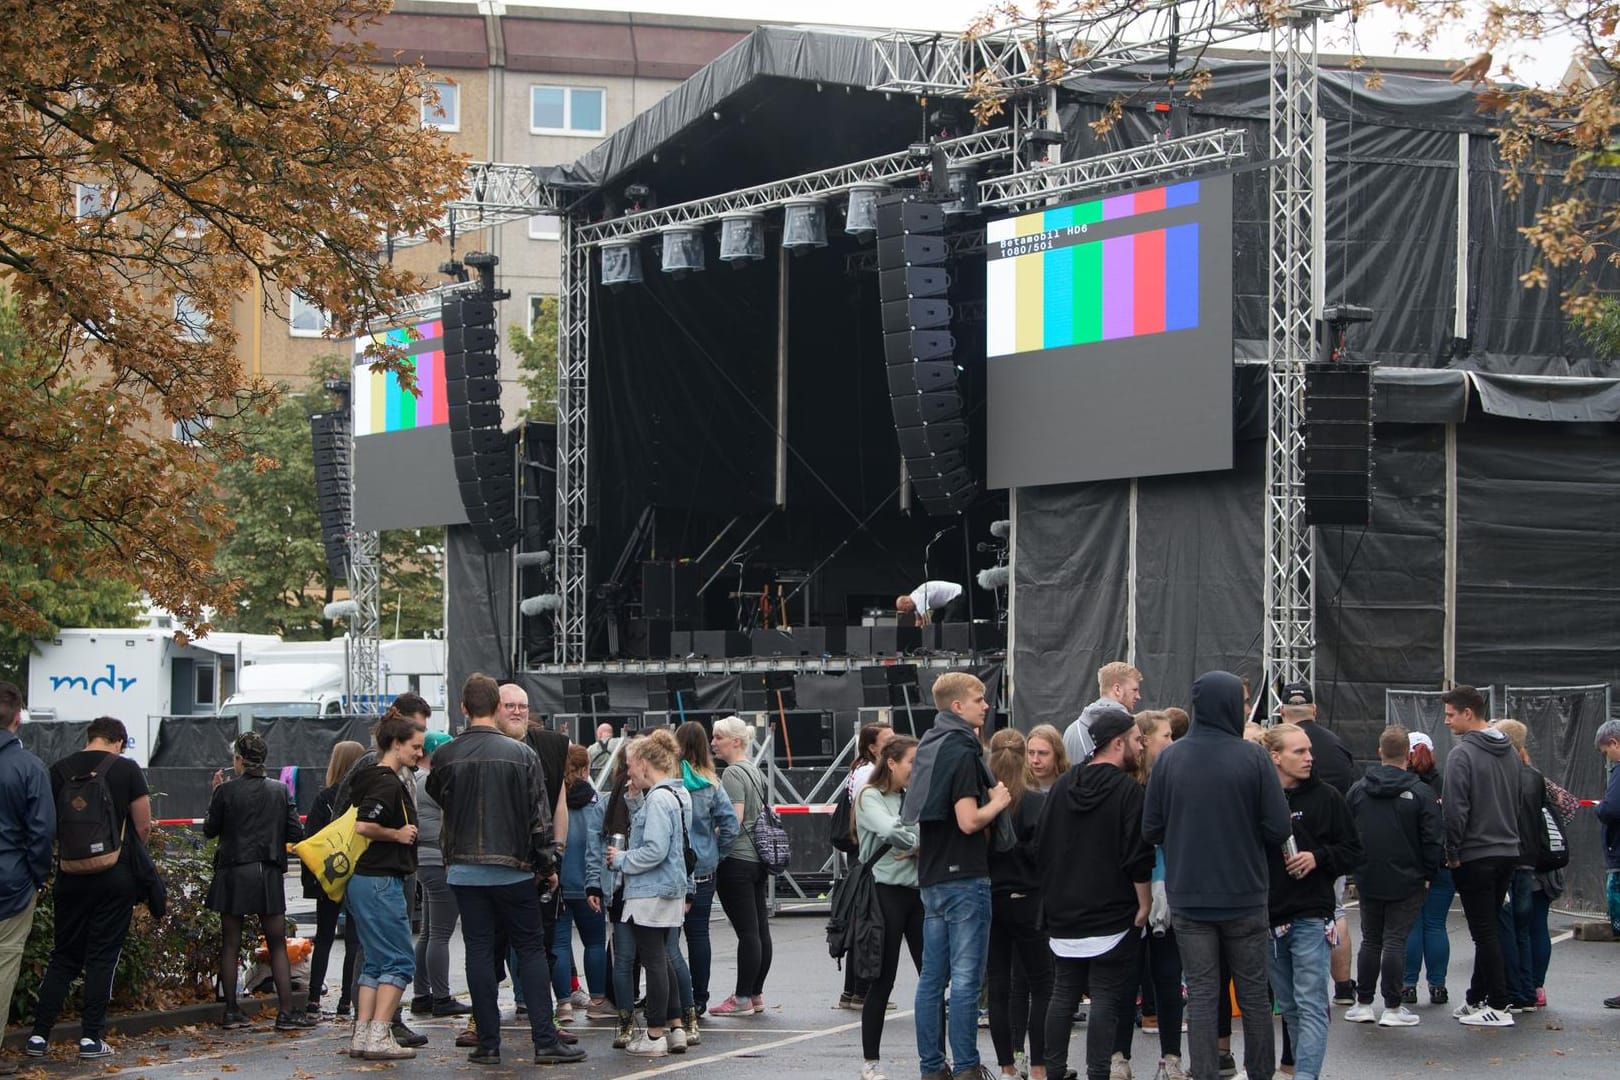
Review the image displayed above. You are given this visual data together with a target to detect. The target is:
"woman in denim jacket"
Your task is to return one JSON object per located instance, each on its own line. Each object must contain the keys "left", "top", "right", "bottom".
{"left": 553, "top": 745, "right": 607, "bottom": 1021}
{"left": 677, "top": 721, "right": 740, "bottom": 1028}
{"left": 609, "top": 729, "right": 694, "bottom": 1058}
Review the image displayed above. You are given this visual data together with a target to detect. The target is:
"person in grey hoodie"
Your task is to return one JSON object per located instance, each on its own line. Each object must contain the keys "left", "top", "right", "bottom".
{"left": 1438, "top": 685, "right": 1521, "bottom": 1027}
{"left": 1143, "top": 671, "right": 1291, "bottom": 1080}
{"left": 1061, "top": 661, "right": 1143, "bottom": 765}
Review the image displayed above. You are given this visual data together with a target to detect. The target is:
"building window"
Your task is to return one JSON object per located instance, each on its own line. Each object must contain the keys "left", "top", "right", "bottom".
{"left": 528, "top": 294, "right": 553, "bottom": 330}
{"left": 530, "top": 86, "right": 605, "bottom": 136}
{"left": 528, "top": 213, "right": 562, "bottom": 241}
{"left": 75, "top": 183, "right": 111, "bottom": 218}
{"left": 174, "top": 294, "right": 210, "bottom": 342}
{"left": 421, "top": 81, "right": 460, "bottom": 131}
{"left": 289, "top": 291, "right": 330, "bottom": 337}
{"left": 173, "top": 415, "right": 212, "bottom": 444}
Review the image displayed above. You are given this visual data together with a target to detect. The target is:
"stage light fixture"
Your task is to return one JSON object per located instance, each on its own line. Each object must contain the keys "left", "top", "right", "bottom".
{"left": 782, "top": 198, "right": 828, "bottom": 251}
{"left": 718, "top": 212, "right": 766, "bottom": 265}
{"left": 942, "top": 165, "right": 980, "bottom": 216}
{"left": 844, "top": 183, "right": 887, "bottom": 237}
{"left": 600, "top": 240, "right": 643, "bottom": 287}
{"left": 659, "top": 225, "right": 706, "bottom": 275}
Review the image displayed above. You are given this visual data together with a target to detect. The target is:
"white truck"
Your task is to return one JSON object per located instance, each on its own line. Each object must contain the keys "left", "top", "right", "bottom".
{"left": 26, "top": 624, "right": 281, "bottom": 766}
{"left": 217, "top": 637, "right": 448, "bottom": 730}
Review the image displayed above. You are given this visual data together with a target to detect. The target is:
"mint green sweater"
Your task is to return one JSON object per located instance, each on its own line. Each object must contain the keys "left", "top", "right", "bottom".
{"left": 856, "top": 785, "right": 920, "bottom": 888}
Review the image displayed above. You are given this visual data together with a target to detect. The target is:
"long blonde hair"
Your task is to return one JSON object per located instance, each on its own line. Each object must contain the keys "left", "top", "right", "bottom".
{"left": 324, "top": 740, "right": 367, "bottom": 788}
{"left": 1026, "top": 724, "right": 1069, "bottom": 779}
{"left": 988, "top": 728, "right": 1031, "bottom": 810}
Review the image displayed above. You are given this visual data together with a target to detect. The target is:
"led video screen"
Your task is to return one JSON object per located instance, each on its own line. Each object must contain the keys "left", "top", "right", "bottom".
{"left": 985, "top": 173, "right": 1234, "bottom": 489}
{"left": 352, "top": 317, "right": 469, "bottom": 531}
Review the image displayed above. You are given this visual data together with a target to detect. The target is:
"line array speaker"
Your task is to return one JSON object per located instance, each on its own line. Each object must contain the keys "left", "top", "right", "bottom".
{"left": 310, "top": 410, "right": 351, "bottom": 579}
{"left": 445, "top": 290, "right": 519, "bottom": 551}
{"left": 876, "top": 192, "right": 978, "bottom": 516}
{"left": 1303, "top": 361, "right": 1374, "bottom": 527}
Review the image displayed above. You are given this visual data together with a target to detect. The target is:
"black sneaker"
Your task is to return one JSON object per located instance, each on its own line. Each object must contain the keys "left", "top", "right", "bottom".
{"left": 409, "top": 994, "right": 435, "bottom": 1016}
{"left": 392, "top": 1021, "right": 429, "bottom": 1048}
{"left": 334, "top": 1000, "right": 352, "bottom": 1018}
{"left": 1430, "top": 985, "right": 1449, "bottom": 1005}
{"left": 221, "top": 1009, "right": 250, "bottom": 1030}
{"left": 275, "top": 1011, "right": 319, "bottom": 1031}
{"left": 433, "top": 997, "right": 473, "bottom": 1017}
{"left": 1217, "top": 1051, "right": 1237, "bottom": 1079}
{"left": 534, "top": 1040, "right": 587, "bottom": 1064}
{"left": 1506, "top": 999, "right": 1538, "bottom": 1013}
{"left": 1333, "top": 980, "right": 1357, "bottom": 1006}
{"left": 467, "top": 1050, "right": 501, "bottom": 1065}
{"left": 1400, "top": 985, "right": 1417, "bottom": 1005}
{"left": 1604, "top": 994, "right": 1620, "bottom": 1009}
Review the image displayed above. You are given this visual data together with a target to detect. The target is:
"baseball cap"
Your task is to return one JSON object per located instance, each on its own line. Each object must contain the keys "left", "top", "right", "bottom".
{"left": 1281, "top": 681, "right": 1313, "bottom": 706}
{"left": 1087, "top": 709, "right": 1137, "bottom": 752}
{"left": 423, "top": 730, "right": 453, "bottom": 755}
{"left": 1407, "top": 730, "right": 1435, "bottom": 753}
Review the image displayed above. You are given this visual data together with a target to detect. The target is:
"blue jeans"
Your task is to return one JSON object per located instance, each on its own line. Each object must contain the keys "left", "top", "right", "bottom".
{"left": 1530, "top": 888, "right": 1553, "bottom": 990}
{"left": 1498, "top": 867, "right": 1535, "bottom": 1003}
{"left": 346, "top": 874, "right": 414, "bottom": 990}
{"left": 1404, "top": 866, "right": 1453, "bottom": 988}
{"left": 452, "top": 881, "right": 559, "bottom": 1051}
{"left": 552, "top": 897, "right": 607, "bottom": 1000}
{"left": 683, "top": 876, "right": 717, "bottom": 1009}
{"left": 665, "top": 925, "right": 695, "bottom": 1014}
{"left": 916, "top": 877, "right": 992, "bottom": 1074}
{"left": 611, "top": 919, "right": 637, "bottom": 1009}
{"left": 1268, "top": 919, "right": 1331, "bottom": 1080}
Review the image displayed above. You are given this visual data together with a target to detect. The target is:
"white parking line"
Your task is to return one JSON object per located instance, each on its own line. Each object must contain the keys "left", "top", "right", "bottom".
{"left": 628, "top": 1012, "right": 914, "bottom": 1076}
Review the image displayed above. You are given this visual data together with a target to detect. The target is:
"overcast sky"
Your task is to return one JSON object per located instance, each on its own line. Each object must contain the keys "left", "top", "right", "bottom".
{"left": 482, "top": 0, "right": 1573, "bottom": 87}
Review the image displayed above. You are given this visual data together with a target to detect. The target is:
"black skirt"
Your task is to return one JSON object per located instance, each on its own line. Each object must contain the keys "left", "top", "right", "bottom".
{"left": 206, "top": 861, "right": 287, "bottom": 916}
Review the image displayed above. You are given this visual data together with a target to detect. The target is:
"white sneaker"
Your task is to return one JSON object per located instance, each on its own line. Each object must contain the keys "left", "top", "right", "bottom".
{"left": 1343, "top": 1002, "right": 1378, "bottom": 1023}
{"left": 1378, "top": 1005, "right": 1421, "bottom": 1027}
{"left": 861, "top": 1061, "right": 890, "bottom": 1080}
{"left": 666, "top": 1026, "right": 687, "bottom": 1054}
{"left": 569, "top": 989, "right": 592, "bottom": 1008}
{"left": 1452, "top": 1001, "right": 1482, "bottom": 1019}
{"left": 1110, "top": 1051, "right": 1134, "bottom": 1080}
{"left": 1458, "top": 1006, "right": 1513, "bottom": 1027}
{"left": 1158, "top": 1055, "right": 1190, "bottom": 1080}
{"left": 626, "top": 1032, "right": 669, "bottom": 1057}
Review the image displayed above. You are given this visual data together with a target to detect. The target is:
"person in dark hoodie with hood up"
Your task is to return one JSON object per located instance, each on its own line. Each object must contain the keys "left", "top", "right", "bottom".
{"left": 1036, "top": 708, "right": 1152, "bottom": 1080}
{"left": 1439, "top": 685, "right": 1521, "bottom": 1028}
{"left": 900, "top": 671, "right": 1010, "bottom": 1080}
{"left": 1261, "top": 723, "right": 1362, "bottom": 1080}
{"left": 1143, "top": 672, "right": 1291, "bottom": 1080}
{"left": 1344, "top": 725, "right": 1442, "bottom": 1029}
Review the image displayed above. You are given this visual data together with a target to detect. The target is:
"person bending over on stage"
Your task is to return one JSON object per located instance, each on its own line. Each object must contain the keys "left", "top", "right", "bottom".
{"left": 895, "top": 580, "right": 965, "bottom": 626}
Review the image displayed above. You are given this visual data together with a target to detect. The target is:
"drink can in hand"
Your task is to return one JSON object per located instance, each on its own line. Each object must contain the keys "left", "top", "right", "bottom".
{"left": 1282, "top": 836, "right": 1299, "bottom": 860}
{"left": 609, "top": 833, "right": 627, "bottom": 854}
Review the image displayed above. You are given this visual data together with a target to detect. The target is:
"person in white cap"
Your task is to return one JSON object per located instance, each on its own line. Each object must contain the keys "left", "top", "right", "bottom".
{"left": 1401, "top": 729, "right": 1453, "bottom": 1004}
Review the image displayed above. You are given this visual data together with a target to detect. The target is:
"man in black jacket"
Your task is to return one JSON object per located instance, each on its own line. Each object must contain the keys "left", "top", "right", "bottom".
{"left": 1144, "top": 672, "right": 1291, "bottom": 1080}
{"left": 1037, "top": 709, "right": 1152, "bottom": 1080}
{"left": 1345, "top": 725, "right": 1441, "bottom": 1028}
{"left": 1263, "top": 723, "right": 1362, "bottom": 1080}
{"left": 427, "top": 673, "right": 584, "bottom": 1067}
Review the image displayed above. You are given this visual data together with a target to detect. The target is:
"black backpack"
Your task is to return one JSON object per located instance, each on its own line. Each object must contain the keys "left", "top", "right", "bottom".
{"left": 1531, "top": 786, "right": 1570, "bottom": 873}
{"left": 57, "top": 752, "right": 123, "bottom": 874}
{"left": 828, "top": 782, "right": 859, "bottom": 856}
{"left": 825, "top": 842, "right": 890, "bottom": 980}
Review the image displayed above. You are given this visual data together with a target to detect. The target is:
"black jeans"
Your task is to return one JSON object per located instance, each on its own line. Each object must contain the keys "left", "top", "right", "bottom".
{"left": 30, "top": 864, "right": 136, "bottom": 1043}
{"left": 988, "top": 892, "right": 1052, "bottom": 1068}
{"left": 1116, "top": 928, "right": 1184, "bottom": 1060}
{"left": 716, "top": 858, "right": 772, "bottom": 998}
{"left": 308, "top": 894, "right": 358, "bottom": 1009}
{"left": 1045, "top": 930, "right": 1140, "bottom": 1080}
{"left": 862, "top": 883, "right": 925, "bottom": 1060}
{"left": 1356, "top": 890, "right": 1426, "bottom": 1008}
{"left": 1172, "top": 911, "right": 1273, "bottom": 1080}
{"left": 1452, "top": 856, "right": 1516, "bottom": 1009}
{"left": 631, "top": 921, "right": 673, "bottom": 1028}
{"left": 453, "top": 881, "right": 559, "bottom": 1052}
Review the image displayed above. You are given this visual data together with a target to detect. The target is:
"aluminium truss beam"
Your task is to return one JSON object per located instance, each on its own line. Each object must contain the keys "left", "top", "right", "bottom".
{"left": 346, "top": 528, "right": 383, "bottom": 710}
{"left": 575, "top": 129, "right": 1016, "bottom": 246}
{"left": 977, "top": 127, "right": 1246, "bottom": 209}
{"left": 388, "top": 162, "right": 568, "bottom": 249}
{"left": 1264, "top": 9, "right": 1322, "bottom": 711}
{"left": 554, "top": 212, "right": 591, "bottom": 662}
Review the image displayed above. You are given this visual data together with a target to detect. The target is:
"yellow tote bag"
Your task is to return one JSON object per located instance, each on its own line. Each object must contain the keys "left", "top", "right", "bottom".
{"left": 293, "top": 806, "right": 371, "bottom": 902}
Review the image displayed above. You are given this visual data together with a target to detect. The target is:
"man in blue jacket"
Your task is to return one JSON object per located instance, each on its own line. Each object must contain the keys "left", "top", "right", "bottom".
{"left": 0, "top": 683, "right": 54, "bottom": 1077}
{"left": 1144, "top": 671, "right": 1292, "bottom": 1080}
{"left": 1595, "top": 718, "right": 1620, "bottom": 1010}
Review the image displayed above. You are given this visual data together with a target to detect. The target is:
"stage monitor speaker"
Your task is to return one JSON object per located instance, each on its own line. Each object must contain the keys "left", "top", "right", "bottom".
{"left": 865, "top": 625, "right": 921, "bottom": 657}
{"left": 762, "top": 709, "right": 836, "bottom": 765}
{"left": 645, "top": 672, "right": 698, "bottom": 711}
{"left": 748, "top": 626, "right": 846, "bottom": 658}
{"left": 1304, "top": 361, "right": 1374, "bottom": 527}
{"left": 741, "top": 669, "right": 797, "bottom": 711}
{"left": 939, "top": 621, "right": 1007, "bottom": 653}
{"left": 641, "top": 560, "right": 701, "bottom": 627}
{"left": 861, "top": 664, "right": 919, "bottom": 707}
{"left": 670, "top": 630, "right": 695, "bottom": 657}
{"left": 561, "top": 675, "right": 610, "bottom": 714}
{"left": 626, "top": 618, "right": 674, "bottom": 660}
{"left": 691, "top": 630, "right": 751, "bottom": 658}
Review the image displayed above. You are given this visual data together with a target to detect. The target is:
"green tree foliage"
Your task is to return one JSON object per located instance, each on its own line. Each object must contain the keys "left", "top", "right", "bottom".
{"left": 212, "top": 356, "right": 442, "bottom": 639}
{"left": 510, "top": 298, "right": 559, "bottom": 422}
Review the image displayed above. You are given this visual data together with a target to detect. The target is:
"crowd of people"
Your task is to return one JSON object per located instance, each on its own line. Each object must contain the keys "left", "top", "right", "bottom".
{"left": 2, "top": 668, "right": 1619, "bottom": 1080}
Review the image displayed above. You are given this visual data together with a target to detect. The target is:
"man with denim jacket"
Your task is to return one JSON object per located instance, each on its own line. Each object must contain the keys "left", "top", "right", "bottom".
{"left": 427, "top": 673, "right": 584, "bottom": 1067}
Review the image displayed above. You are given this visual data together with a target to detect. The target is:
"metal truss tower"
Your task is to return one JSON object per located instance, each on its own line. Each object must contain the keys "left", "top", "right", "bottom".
{"left": 346, "top": 528, "right": 383, "bottom": 709}
{"left": 1264, "top": 9, "right": 1327, "bottom": 709}
{"left": 554, "top": 214, "right": 592, "bottom": 662}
